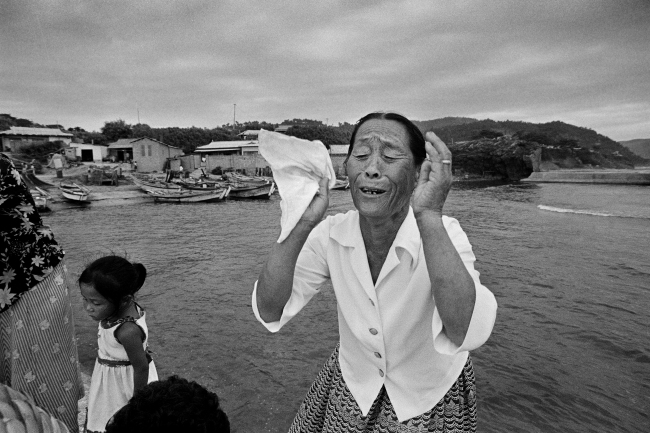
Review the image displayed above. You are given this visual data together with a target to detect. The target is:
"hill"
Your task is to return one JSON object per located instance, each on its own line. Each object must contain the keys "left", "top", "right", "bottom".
{"left": 618, "top": 139, "right": 650, "bottom": 159}
{"left": 417, "top": 118, "right": 646, "bottom": 167}
{"left": 412, "top": 117, "right": 478, "bottom": 132}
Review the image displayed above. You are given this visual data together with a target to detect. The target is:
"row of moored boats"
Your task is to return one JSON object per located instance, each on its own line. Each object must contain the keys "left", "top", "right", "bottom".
{"left": 33, "top": 172, "right": 350, "bottom": 209}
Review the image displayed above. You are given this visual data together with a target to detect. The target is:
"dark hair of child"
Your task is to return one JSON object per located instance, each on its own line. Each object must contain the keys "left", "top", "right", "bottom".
{"left": 105, "top": 375, "right": 230, "bottom": 433}
{"left": 78, "top": 255, "right": 147, "bottom": 307}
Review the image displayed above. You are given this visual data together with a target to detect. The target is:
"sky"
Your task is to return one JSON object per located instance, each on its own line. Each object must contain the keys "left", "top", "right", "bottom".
{"left": 1, "top": 0, "right": 649, "bottom": 140}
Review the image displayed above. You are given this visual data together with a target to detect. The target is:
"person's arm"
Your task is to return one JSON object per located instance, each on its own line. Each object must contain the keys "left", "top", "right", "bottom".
{"left": 256, "top": 177, "right": 330, "bottom": 323}
{"left": 116, "top": 322, "right": 149, "bottom": 392}
{"left": 412, "top": 132, "right": 476, "bottom": 347}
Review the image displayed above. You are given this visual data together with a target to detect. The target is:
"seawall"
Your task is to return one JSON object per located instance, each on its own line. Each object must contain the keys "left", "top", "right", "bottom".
{"left": 521, "top": 169, "right": 650, "bottom": 185}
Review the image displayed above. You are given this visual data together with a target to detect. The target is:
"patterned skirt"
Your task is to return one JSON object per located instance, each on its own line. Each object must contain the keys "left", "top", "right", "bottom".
{"left": 0, "top": 261, "right": 83, "bottom": 432}
{"left": 289, "top": 345, "right": 477, "bottom": 433}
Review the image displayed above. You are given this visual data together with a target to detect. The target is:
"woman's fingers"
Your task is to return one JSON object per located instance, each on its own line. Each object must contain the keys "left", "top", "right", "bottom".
{"left": 425, "top": 132, "right": 452, "bottom": 173}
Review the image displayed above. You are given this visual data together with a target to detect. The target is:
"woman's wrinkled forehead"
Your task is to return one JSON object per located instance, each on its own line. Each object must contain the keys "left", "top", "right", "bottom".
{"left": 354, "top": 119, "right": 410, "bottom": 149}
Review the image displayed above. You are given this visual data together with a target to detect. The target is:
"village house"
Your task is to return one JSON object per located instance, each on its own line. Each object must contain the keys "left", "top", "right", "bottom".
{"left": 69, "top": 142, "right": 109, "bottom": 162}
{"left": 107, "top": 137, "right": 183, "bottom": 171}
{"left": 0, "top": 127, "right": 73, "bottom": 152}
{"left": 131, "top": 137, "right": 183, "bottom": 172}
{"left": 107, "top": 138, "right": 138, "bottom": 162}
{"left": 195, "top": 139, "right": 259, "bottom": 156}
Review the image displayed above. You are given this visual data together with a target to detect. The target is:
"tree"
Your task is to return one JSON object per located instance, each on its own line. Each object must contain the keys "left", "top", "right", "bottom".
{"left": 132, "top": 123, "right": 153, "bottom": 138}
{"left": 101, "top": 119, "right": 133, "bottom": 142}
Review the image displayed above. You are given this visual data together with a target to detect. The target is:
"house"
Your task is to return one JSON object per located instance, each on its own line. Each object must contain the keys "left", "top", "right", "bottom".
{"left": 0, "top": 127, "right": 73, "bottom": 152}
{"left": 237, "top": 130, "right": 260, "bottom": 140}
{"left": 274, "top": 125, "right": 292, "bottom": 134}
{"left": 69, "top": 142, "right": 109, "bottom": 162}
{"left": 131, "top": 137, "right": 183, "bottom": 172}
{"left": 195, "top": 140, "right": 259, "bottom": 156}
{"left": 107, "top": 138, "right": 138, "bottom": 162}
{"left": 329, "top": 144, "right": 350, "bottom": 156}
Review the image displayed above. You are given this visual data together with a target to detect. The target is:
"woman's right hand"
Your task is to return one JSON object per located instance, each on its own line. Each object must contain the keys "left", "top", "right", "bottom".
{"left": 299, "top": 177, "right": 330, "bottom": 228}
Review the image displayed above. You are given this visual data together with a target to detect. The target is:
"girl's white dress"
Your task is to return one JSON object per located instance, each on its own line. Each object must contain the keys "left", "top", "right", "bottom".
{"left": 86, "top": 305, "right": 158, "bottom": 432}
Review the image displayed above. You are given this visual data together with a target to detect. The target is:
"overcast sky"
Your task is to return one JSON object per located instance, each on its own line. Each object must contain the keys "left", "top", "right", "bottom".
{"left": 1, "top": 0, "right": 649, "bottom": 140}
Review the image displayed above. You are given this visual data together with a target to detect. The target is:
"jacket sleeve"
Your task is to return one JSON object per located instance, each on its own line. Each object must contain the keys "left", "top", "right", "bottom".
{"left": 431, "top": 216, "right": 498, "bottom": 354}
{"left": 252, "top": 219, "right": 331, "bottom": 332}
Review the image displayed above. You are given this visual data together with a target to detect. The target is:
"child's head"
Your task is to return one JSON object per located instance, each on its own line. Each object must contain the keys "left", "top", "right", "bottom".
{"left": 105, "top": 375, "right": 230, "bottom": 433}
{"left": 78, "top": 255, "right": 146, "bottom": 321}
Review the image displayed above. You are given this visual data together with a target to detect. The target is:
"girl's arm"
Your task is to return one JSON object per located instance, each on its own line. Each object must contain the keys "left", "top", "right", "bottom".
{"left": 116, "top": 322, "right": 149, "bottom": 392}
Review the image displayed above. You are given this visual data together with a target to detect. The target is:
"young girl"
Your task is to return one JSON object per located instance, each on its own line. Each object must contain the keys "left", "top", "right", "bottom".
{"left": 79, "top": 255, "right": 158, "bottom": 433}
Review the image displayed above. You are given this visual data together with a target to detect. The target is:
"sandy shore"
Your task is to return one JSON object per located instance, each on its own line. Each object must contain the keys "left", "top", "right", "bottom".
{"left": 34, "top": 164, "right": 155, "bottom": 210}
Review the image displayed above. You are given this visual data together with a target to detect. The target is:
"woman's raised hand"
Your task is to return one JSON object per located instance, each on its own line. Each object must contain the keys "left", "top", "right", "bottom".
{"left": 299, "top": 176, "right": 330, "bottom": 228}
{"left": 412, "top": 132, "right": 453, "bottom": 217}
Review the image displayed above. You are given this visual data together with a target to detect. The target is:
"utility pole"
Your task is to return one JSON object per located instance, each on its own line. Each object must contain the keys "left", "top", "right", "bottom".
{"left": 233, "top": 104, "right": 237, "bottom": 126}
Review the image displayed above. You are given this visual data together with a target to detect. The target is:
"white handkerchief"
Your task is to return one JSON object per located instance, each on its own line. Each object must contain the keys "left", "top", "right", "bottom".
{"left": 259, "top": 129, "right": 336, "bottom": 243}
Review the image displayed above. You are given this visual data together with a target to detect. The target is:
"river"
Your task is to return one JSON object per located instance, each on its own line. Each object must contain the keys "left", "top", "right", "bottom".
{"left": 42, "top": 181, "right": 649, "bottom": 432}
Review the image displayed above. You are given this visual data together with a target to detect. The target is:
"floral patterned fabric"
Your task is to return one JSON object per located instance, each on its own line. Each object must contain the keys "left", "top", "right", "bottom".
{"left": 0, "top": 153, "right": 64, "bottom": 313}
{"left": 0, "top": 260, "right": 83, "bottom": 432}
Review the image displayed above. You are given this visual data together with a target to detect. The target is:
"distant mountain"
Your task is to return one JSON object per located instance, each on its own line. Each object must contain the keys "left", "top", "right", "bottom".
{"left": 618, "top": 139, "right": 650, "bottom": 159}
{"left": 423, "top": 119, "right": 646, "bottom": 166}
{"left": 412, "top": 117, "right": 478, "bottom": 133}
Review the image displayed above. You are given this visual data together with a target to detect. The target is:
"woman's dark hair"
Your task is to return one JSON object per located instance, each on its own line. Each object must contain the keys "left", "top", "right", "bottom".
{"left": 79, "top": 255, "right": 146, "bottom": 306}
{"left": 347, "top": 112, "right": 426, "bottom": 167}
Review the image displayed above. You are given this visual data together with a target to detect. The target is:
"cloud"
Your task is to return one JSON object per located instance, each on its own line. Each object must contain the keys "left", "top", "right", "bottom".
{"left": 1, "top": 0, "right": 648, "bottom": 139}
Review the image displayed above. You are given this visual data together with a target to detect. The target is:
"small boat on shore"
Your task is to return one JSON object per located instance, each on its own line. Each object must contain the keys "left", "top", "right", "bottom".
{"left": 30, "top": 186, "right": 52, "bottom": 211}
{"left": 146, "top": 186, "right": 230, "bottom": 203}
{"left": 223, "top": 172, "right": 276, "bottom": 199}
{"left": 59, "top": 182, "right": 91, "bottom": 203}
{"left": 131, "top": 174, "right": 182, "bottom": 193}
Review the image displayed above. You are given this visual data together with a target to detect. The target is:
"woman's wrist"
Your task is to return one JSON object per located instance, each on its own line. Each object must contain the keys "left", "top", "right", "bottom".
{"left": 414, "top": 208, "right": 444, "bottom": 222}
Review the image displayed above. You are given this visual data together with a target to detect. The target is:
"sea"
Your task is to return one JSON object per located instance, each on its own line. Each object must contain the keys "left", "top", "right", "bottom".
{"left": 42, "top": 181, "right": 649, "bottom": 433}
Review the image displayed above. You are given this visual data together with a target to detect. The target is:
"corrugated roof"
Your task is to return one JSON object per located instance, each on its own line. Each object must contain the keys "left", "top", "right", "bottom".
{"left": 107, "top": 138, "right": 138, "bottom": 149}
{"left": 0, "top": 127, "right": 73, "bottom": 137}
{"left": 107, "top": 137, "right": 180, "bottom": 150}
{"left": 195, "top": 140, "right": 258, "bottom": 152}
{"left": 238, "top": 130, "right": 260, "bottom": 136}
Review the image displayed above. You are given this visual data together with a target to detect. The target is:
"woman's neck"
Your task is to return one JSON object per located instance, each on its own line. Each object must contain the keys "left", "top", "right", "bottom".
{"left": 359, "top": 206, "right": 409, "bottom": 283}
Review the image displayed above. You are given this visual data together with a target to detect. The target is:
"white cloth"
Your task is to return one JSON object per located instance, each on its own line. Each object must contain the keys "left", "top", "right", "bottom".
{"left": 87, "top": 306, "right": 158, "bottom": 432}
{"left": 258, "top": 129, "right": 336, "bottom": 243}
{"left": 252, "top": 208, "right": 497, "bottom": 421}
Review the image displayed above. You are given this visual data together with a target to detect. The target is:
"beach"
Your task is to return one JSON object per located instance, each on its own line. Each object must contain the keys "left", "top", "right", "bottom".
{"left": 35, "top": 174, "right": 650, "bottom": 433}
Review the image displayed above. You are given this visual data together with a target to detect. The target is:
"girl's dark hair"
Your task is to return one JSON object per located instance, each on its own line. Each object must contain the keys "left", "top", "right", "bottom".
{"left": 347, "top": 112, "right": 426, "bottom": 167}
{"left": 79, "top": 255, "right": 147, "bottom": 306}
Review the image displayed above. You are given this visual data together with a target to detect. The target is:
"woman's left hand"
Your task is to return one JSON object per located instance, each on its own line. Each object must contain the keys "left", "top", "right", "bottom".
{"left": 412, "top": 132, "right": 453, "bottom": 217}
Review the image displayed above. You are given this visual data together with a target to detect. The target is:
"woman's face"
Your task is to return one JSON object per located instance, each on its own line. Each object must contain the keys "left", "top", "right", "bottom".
{"left": 346, "top": 119, "right": 417, "bottom": 220}
{"left": 80, "top": 282, "right": 116, "bottom": 322}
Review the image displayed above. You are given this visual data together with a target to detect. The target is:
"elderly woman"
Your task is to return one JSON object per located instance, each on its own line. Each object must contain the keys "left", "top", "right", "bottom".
{"left": 253, "top": 112, "right": 497, "bottom": 432}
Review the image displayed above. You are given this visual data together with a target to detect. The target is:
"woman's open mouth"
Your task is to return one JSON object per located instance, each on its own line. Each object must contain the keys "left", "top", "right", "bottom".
{"left": 360, "top": 187, "right": 386, "bottom": 196}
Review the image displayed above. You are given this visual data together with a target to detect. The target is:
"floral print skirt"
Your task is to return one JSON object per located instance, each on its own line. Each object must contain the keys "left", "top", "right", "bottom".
{"left": 289, "top": 344, "right": 477, "bottom": 433}
{"left": 0, "top": 261, "right": 83, "bottom": 432}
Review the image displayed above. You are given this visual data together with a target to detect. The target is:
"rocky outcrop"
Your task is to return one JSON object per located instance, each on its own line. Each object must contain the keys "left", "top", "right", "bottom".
{"left": 448, "top": 137, "right": 635, "bottom": 181}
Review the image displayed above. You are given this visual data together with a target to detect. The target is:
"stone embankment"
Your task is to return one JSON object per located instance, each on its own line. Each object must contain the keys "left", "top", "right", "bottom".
{"left": 521, "top": 169, "right": 650, "bottom": 185}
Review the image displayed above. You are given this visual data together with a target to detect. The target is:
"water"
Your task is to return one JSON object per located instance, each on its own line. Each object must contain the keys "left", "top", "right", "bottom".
{"left": 42, "top": 182, "right": 650, "bottom": 432}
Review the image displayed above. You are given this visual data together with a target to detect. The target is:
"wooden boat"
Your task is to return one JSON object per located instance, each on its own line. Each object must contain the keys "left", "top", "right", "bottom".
{"left": 146, "top": 186, "right": 230, "bottom": 203}
{"left": 177, "top": 179, "right": 226, "bottom": 191}
{"left": 332, "top": 178, "right": 350, "bottom": 190}
{"left": 228, "top": 181, "right": 275, "bottom": 199}
{"left": 30, "top": 186, "right": 52, "bottom": 211}
{"left": 222, "top": 172, "right": 276, "bottom": 199}
{"left": 131, "top": 174, "right": 182, "bottom": 193}
{"left": 59, "top": 182, "right": 91, "bottom": 203}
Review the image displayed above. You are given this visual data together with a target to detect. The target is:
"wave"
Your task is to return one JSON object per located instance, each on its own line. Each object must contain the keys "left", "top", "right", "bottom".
{"left": 537, "top": 205, "right": 649, "bottom": 219}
